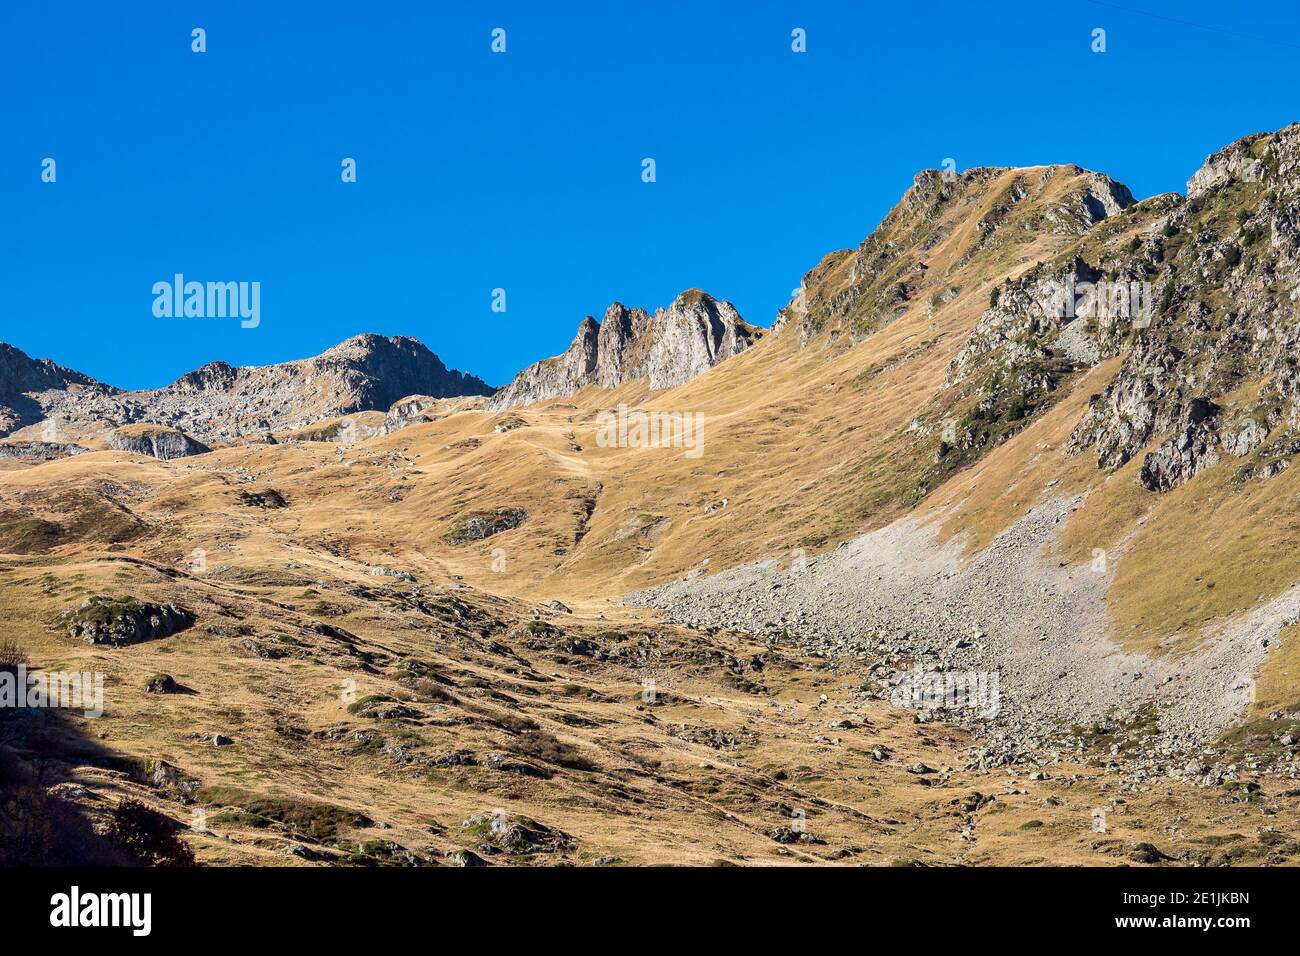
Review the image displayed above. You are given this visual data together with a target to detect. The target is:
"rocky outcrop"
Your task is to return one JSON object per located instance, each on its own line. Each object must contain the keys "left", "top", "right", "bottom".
{"left": 773, "top": 164, "right": 1135, "bottom": 349}
{"left": 107, "top": 425, "right": 209, "bottom": 460}
{"left": 487, "top": 291, "right": 761, "bottom": 410}
{"left": 1138, "top": 399, "right": 1222, "bottom": 491}
{"left": 144, "top": 759, "right": 199, "bottom": 800}
{"left": 0, "top": 335, "right": 493, "bottom": 444}
{"left": 1068, "top": 123, "right": 1300, "bottom": 490}
{"left": 946, "top": 256, "right": 1107, "bottom": 390}
{"left": 61, "top": 597, "right": 195, "bottom": 647}
{"left": 235, "top": 488, "right": 287, "bottom": 509}
{"left": 445, "top": 507, "right": 527, "bottom": 544}
{"left": 0, "top": 344, "right": 123, "bottom": 436}
{"left": 0, "top": 441, "right": 88, "bottom": 462}
{"left": 383, "top": 395, "right": 442, "bottom": 434}
{"left": 1186, "top": 131, "right": 1273, "bottom": 200}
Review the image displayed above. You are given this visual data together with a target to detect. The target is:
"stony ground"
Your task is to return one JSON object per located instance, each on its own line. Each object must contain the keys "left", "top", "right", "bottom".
{"left": 629, "top": 492, "right": 1300, "bottom": 785}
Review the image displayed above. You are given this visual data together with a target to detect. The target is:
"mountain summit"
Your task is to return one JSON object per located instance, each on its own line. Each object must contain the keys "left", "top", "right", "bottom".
{"left": 0, "top": 344, "right": 119, "bottom": 436}
{"left": 8, "top": 124, "right": 1300, "bottom": 871}
{"left": 0, "top": 334, "right": 492, "bottom": 442}
{"left": 773, "top": 163, "right": 1135, "bottom": 349}
{"left": 487, "top": 289, "right": 762, "bottom": 410}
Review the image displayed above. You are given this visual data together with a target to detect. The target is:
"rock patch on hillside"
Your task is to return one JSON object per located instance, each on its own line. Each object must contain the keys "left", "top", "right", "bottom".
{"left": 61, "top": 597, "right": 196, "bottom": 647}
{"left": 107, "top": 425, "right": 209, "bottom": 460}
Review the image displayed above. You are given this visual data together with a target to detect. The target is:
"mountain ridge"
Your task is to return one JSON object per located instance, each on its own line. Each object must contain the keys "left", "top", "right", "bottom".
{"left": 0, "top": 333, "right": 493, "bottom": 444}
{"left": 8, "top": 123, "right": 1300, "bottom": 868}
{"left": 486, "top": 289, "right": 763, "bottom": 411}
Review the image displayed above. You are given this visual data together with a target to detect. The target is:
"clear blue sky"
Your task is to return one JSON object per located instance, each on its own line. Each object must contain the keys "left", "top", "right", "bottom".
{"left": 2, "top": 0, "right": 1296, "bottom": 389}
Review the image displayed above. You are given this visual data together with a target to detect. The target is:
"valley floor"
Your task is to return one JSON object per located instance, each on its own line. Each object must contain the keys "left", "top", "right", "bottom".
{"left": 2, "top": 448, "right": 1297, "bottom": 866}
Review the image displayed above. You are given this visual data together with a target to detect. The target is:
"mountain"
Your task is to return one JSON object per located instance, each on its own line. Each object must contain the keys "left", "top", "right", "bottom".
{"left": 0, "top": 334, "right": 492, "bottom": 443}
{"left": 139, "top": 334, "right": 493, "bottom": 442}
{"left": 1067, "top": 124, "right": 1300, "bottom": 490}
{"left": 625, "top": 124, "right": 1300, "bottom": 757}
{"left": 486, "top": 289, "right": 762, "bottom": 410}
{"left": 773, "top": 164, "right": 1135, "bottom": 348}
{"left": 0, "top": 343, "right": 119, "bottom": 436}
{"left": 8, "top": 124, "right": 1300, "bottom": 869}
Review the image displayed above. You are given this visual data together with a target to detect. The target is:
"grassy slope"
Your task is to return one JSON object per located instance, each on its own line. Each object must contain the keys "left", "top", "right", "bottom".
{"left": 6, "top": 164, "right": 1300, "bottom": 865}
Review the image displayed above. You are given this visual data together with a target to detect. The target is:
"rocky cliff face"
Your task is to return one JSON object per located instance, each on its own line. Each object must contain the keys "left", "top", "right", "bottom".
{"left": 106, "top": 425, "right": 210, "bottom": 460}
{"left": 0, "top": 440, "right": 88, "bottom": 462}
{"left": 0, "top": 334, "right": 492, "bottom": 443}
{"left": 916, "top": 124, "right": 1300, "bottom": 493}
{"left": 487, "top": 290, "right": 761, "bottom": 411}
{"left": 0, "top": 344, "right": 121, "bottom": 435}
{"left": 772, "top": 165, "right": 1135, "bottom": 350}
{"left": 1066, "top": 124, "right": 1300, "bottom": 490}
{"left": 381, "top": 393, "right": 486, "bottom": 435}
{"left": 763, "top": 125, "right": 1300, "bottom": 502}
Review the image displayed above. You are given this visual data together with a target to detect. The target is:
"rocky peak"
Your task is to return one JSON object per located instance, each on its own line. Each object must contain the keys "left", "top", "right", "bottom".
{"left": 0, "top": 343, "right": 104, "bottom": 395}
{"left": 1186, "top": 123, "right": 1300, "bottom": 201}
{"left": 773, "top": 164, "right": 1135, "bottom": 350}
{"left": 0, "top": 334, "right": 493, "bottom": 443}
{"left": 643, "top": 290, "right": 755, "bottom": 389}
{"left": 149, "top": 334, "right": 492, "bottom": 440}
{"left": 106, "top": 424, "right": 210, "bottom": 460}
{"left": 170, "top": 361, "right": 238, "bottom": 393}
{"left": 294, "top": 334, "right": 493, "bottom": 410}
{"left": 595, "top": 304, "right": 651, "bottom": 388}
{"left": 0, "top": 343, "right": 118, "bottom": 435}
{"left": 487, "top": 290, "right": 761, "bottom": 410}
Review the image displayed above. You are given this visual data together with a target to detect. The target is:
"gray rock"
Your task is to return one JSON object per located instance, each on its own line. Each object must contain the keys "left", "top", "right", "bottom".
{"left": 107, "top": 425, "right": 210, "bottom": 460}
{"left": 61, "top": 597, "right": 195, "bottom": 647}
{"left": 487, "top": 291, "right": 762, "bottom": 411}
{"left": 447, "top": 848, "right": 487, "bottom": 867}
{"left": 0, "top": 441, "right": 88, "bottom": 462}
{"left": 0, "top": 334, "right": 492, "bottom": 443}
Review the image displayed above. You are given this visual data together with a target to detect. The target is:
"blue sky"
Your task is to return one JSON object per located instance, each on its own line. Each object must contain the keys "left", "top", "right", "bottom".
{"left": 2, "top": 1, "right": 1296, "bottom": 389}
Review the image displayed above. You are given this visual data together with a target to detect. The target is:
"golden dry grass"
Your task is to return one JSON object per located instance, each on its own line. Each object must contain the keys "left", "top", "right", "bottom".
{"left": 4, "top": 534, "right": 1293, "bottom": 867}
{"left": 5, "top": 165, "right": 1300, "bottom": 865}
